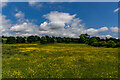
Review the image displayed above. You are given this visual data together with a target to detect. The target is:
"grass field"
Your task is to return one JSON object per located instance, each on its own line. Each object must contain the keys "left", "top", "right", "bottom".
{"left": 2, "top": 43, "right": 118, "bottom": 78}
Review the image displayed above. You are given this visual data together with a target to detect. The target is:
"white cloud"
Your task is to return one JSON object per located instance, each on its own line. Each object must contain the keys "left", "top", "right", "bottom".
{"left": 29, "top": 2, "right": 36, "bottom": 6}
{"left": 83, "top": 27, "right": 108, "bottom": 36}
{"left": 15, "top": 11, "right": 24, "bottom": 19}
{"left": 1, "top": 11, "right": 112, "bottom": 38}
{"left": 0, "top": 14, "right": 12, "bottom": 36}
{"left": 96, "top": 35, "right": 112, "bottom": 39}
{"left": 39, "top": 11, "right": 109, "bottom": 38}
{"left": 114, "top": 8, "right": 120, "bottom": 12}
{"left": 10, "top": 22, "right": 40, "bottom": 36}
{"left": 29, "top": 2, "right": 42, "bottom": 8}
{"left": 110, "top": 27, "right": 118, "bottom": 32}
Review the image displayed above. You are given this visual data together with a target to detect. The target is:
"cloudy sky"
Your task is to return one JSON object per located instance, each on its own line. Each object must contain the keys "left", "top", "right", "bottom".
{"left": 1, "top": 2, "right": 119, "bottom": 38}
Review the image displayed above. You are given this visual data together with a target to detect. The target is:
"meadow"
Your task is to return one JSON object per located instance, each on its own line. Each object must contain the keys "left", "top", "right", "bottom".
{"left": 2, "top": 43, "right": 118, "bottom": 78}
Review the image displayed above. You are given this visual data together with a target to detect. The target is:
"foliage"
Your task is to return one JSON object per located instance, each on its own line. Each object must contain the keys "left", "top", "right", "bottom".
{"left": 40, "top": 36, "right": 47, "bottom": 44}
{"left": 27, "top": 36, "right": 37, "bottom": 43}
{"left": 99, "top": 41, "right": 107, "bottom": 47}
{"left": 16, "top": 36, "right": 25, "bottom": 43}
{"left": 106, "top": 40, "right": 116, "bottom": 48}
{"left": 88, "top": 37, "right": 97, "bottom": 45}
{"left": 79, "top": 33, "right": 90, "bottom": 43}
{"left": 6, "top": 37, "right": 16, "bottom": 44}
{"left": 115, "top": 42, "right": 120, "bottom": 47}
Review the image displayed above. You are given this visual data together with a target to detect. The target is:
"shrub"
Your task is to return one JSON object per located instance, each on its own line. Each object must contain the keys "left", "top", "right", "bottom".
{"left": 106, "top": 40, "right": 116, "bottom": 48}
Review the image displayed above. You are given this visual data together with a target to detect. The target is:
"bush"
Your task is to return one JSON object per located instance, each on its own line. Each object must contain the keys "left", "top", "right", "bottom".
{"left": 6, "top": 37, "right": 16, "bottom": 44}
{"left": 106, "top": 40, "right": 116, "bottom": 48}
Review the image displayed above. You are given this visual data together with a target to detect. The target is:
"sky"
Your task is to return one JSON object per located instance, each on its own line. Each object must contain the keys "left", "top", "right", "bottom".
{"left": 0, "top": 2, "right": 119, "bottom": 38}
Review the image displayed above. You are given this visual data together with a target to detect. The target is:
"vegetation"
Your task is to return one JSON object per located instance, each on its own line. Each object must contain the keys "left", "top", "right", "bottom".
{"left": 2, "top": 43, "right": 118, "bottom": 78}
{"left": 2, "top": 33, "right": 120, "bottom": 48}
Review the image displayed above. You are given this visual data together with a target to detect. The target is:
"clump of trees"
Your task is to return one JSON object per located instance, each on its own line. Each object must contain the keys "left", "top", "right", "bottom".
{"left": 1, "top": 34, "right": 120, "bottom": 48}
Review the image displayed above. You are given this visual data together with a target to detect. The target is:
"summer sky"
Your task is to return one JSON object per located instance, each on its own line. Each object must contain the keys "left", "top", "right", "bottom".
{"left": 1, "top": 2, "right": 119, "bottom": 38}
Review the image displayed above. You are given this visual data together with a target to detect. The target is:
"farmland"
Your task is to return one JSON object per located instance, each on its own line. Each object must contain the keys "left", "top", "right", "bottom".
{"left": 2, "top": 43, "right": 118, "bottom": 78}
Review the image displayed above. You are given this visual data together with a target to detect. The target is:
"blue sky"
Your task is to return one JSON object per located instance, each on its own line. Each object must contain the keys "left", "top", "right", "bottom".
{"left": 1, "top": 2, "right": 119, "bottom": 38}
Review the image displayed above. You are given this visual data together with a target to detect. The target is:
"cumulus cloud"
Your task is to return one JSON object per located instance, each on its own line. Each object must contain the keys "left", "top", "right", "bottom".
{"left": 114, "top": 8, "right": 120, "bottom": 13}
{"left": 39, "top": 11, "right": 109, "bottom": 38}
{"left": 85, "top": 27, "right": 108, "bottom": 35}
{"left": 10, "top": 22, "right": 40, "bottom": 36}
{"left": 0, "top": 14, "right": 12, "bottom": 36}
{"left": 1, "top": 11, "right": 111, "bottom": 38}
{"left": 110, "top": 27, "right": 118, "bottom": 32}
{"left": 15, "top": 11, "right": 24, "bottom": 18}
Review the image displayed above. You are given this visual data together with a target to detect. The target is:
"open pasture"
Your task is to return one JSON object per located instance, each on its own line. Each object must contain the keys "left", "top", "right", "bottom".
{"left": 2, "top": 43, "right": 118, "bottom": 78}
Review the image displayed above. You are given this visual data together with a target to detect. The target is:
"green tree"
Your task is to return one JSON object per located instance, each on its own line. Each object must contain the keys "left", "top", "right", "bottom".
{"left": 79, "top": 33, "right": 90, "bottom": 43}
{"left": 88, "top": 37, "right": 97, "bottom": 45}
{"left": 106, "top": 40, "right": 116, "bottom": 48}
{"left": 64, "top": 37, "right": 71, "bottom": 43}
{"left": 91, "top": 41, "right": 99, "bottom": 47}
{"left": 99, "top": 41, "right": 107, "bottom": 47}
{"left": 57, "top": 37, "right": 62, "bottom": 43}
{"left": 6, "top": 36, "right": 16, "bottom": 44}
{"left": 115, "top": 42, "right": 120, "bottom": 47}
{"left": 40, "top": 36, "right": 47, "bottom": 44}
{"left": 50, "top": 37, "right": 57, "bottom": 43}
{"left": 27, "top": 36, "right": 36, "bottom": 43}
{"left": 16, "top": 36, "right": 25, "bottom": 43}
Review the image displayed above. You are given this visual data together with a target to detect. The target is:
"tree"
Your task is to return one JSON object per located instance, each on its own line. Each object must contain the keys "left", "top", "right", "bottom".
{"left": 16, "top": 36, "right": 25, "bottom": 43}
{"left": 91, "top": 42, "right": 99, "bottom": 47}
{"left": 115, "top": 42, "right": 120, "bottom": 47}
{"left": 34, "top": 35, "right": 40, "bottom": 41}
{"left": 79, "top": 33, "right": 90, "bottom": 43}
{"left": 106, "top": 40, "right": 116, "bottom": 48}
{"left": 64, "top": 37, "right": 71, "bottom": 43}
{"left": 50, "top": 37, "right": 57, "bottom": 43}
{"left": 45, "top": 35, "right": 51, "bottom": 43}
{"left": 57, "top": 37, "right": 62, "bottom": 43}
{"left": 27, "top": 36, "right": 36, "bottom": 43}
{"left": 6, "top": 36, "right": 16, "bottom": 44}
{"left": 99, "top": 41, "right": 107, "bottom": 47}
{"left": 40, "top": 36, "right": 47, "bottom": 44}
{"left": 88, "top": 37, "right": 97, "bottom": 45}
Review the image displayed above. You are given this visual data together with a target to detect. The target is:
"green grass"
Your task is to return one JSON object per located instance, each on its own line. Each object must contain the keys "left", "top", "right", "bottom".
{"left": 2, "top": 43, "right": 118, "bottom": 78}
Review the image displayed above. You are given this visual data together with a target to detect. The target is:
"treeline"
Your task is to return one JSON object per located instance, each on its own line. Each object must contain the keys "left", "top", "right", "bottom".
{"left": 1, "top": 33, "right": 120, "bottom": 48}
